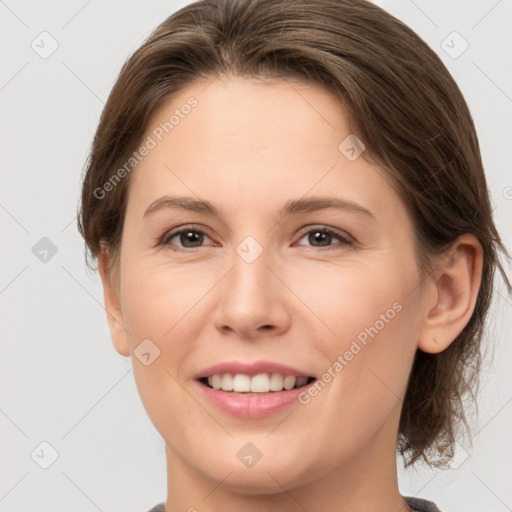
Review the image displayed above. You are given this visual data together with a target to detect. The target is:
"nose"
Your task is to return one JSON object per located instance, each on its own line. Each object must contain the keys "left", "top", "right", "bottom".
{"left": 212, "top": 243, "right": 291, "bottom": 339}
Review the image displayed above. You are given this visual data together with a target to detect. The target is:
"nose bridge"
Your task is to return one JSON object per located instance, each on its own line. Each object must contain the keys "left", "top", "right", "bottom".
{"left": 213, "top": 232, "right": 288, "bottom": 335}
{"left": 230, "top": 234, "right": 273, "bottom": 304}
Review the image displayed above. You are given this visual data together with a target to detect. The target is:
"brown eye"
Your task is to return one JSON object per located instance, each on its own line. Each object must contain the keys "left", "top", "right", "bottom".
{"left": 296, "top": 227, "right": 353, "bottom": 249}
{"left": 160, "top": 227, "right": 213, "bottom": 250}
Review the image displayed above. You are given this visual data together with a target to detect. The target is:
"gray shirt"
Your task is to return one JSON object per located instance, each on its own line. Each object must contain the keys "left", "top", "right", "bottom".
{"left": 146, "top": 495, "right": 441, "bottom": 511}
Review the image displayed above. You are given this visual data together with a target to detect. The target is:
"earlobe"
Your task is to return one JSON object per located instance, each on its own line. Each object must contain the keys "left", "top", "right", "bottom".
{"left": 97, "top": 246, "right": 131, "bottom": 357}
{"left": 417, "top": 234, "right": 483, "bottom": 354}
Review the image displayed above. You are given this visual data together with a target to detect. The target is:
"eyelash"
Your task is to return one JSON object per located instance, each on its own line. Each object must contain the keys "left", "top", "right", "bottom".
{"left": 158, "top": 224, "right": 354, "bottom": 252}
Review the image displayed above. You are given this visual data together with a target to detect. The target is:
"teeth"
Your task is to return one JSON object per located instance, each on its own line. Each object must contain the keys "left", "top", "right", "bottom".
{"left": 205, "top": 373, "right": 310, "bottom": 393}
{"left": 233, "top": 374, "right": 251, "bottom": 392}
{"left": 251, "top": 373, "right": 270, "bottom": 392}
{"left": 269, "top": 373, "right": 283, "bottom": 391}
{"left": 221, "top": 373, "right": 233, "bottom": 391}
{"left": 283, "top": 376, "right": 296, "bottom": 390}
{"left": 296, "top": 377, "right": 308, "bottom": 387}
{"left": 210, "top": 374, "right": 222, "bottom": 390}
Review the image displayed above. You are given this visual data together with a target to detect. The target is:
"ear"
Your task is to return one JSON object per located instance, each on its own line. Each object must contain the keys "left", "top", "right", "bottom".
{"left": 97, "top": 245, "right": 131, "bottom": 357}
{"left": 418, "top": 234, "right": 484, "bottom": 354}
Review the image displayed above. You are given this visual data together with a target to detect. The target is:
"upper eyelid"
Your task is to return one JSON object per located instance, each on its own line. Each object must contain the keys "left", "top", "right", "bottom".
{"left": 161, "top": 224, "right": 214, "bottom": 241}
{"left": 297, "top": 225, "right": 352, "bottom": 240}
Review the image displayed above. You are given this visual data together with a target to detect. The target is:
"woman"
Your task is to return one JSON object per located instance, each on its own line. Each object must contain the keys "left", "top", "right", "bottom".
{"left": 78, "top": 0, "right": 510, "bottom": 510}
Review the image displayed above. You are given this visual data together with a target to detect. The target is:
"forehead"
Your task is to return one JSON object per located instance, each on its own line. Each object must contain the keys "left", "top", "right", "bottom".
{"left": 126, "top": 76, "right": 404, "bottom": 224}
{"left": 146, "top": 75, "right": 350, "bottom": 158}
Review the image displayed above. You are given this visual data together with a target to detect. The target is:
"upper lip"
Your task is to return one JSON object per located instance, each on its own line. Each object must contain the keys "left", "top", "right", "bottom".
{"left": 194, "top": 360, "right": 315, "bottom": 380}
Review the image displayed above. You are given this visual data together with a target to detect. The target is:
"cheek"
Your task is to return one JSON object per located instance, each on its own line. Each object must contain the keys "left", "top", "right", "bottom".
{"left": 293, "top": 257, "right": 419, "bottom": 424}
{"left": 118, "top": 259, "right": 203, "bottom": 420}
{"left": 121, "top": 255, "right": 207, "bottom": 341}
{"left": 292, "top": 256, "right": 413, "bottom": 352}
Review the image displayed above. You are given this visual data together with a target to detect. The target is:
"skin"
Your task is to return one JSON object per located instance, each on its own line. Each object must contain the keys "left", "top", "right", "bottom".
{"left": 98, "top": 75, "right": 483, "bottom": 512}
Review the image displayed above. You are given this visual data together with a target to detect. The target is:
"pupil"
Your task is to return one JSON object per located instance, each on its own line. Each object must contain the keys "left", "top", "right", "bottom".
{"left": 311, "top": 231, "right": 330, "bottom": 246}
{"left": 182, "top": 231, "right": 201, "bottom": 247}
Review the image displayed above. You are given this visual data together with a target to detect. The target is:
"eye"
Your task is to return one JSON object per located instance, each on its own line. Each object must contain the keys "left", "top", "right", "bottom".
{"left": 295, "top": 226, "right": 353, "bottom": 250}
{"left": 158, "top": 224, "right": 353, "bottom": 251}
{"left": 159, "top": 225, "right": 214, "bottom": 250}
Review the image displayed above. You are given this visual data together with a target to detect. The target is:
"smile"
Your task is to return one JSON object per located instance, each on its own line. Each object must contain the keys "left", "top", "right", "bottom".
{"left": 194, "top": 361, "right": 317, "bottom": 418}
{"left": 201, "top": 373, "right": 314, "bottom": 393}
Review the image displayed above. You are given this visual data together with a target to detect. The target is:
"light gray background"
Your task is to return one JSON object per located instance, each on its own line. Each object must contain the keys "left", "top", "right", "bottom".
{"left": 0, "top": 1, "right": 511, "bottom": 511}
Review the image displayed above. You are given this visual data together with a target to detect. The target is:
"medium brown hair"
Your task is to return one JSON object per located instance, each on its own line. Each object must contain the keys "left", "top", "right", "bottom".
{"left": 78, "top": 0, "right": 511, "bottom": 466}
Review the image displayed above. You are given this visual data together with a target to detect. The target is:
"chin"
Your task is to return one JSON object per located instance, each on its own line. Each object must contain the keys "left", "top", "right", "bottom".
{"left": 208, "top": 462, "right": 308, "bottom": 496}
{"left": 192, "top": 444, "right": 321, "bottom": 495}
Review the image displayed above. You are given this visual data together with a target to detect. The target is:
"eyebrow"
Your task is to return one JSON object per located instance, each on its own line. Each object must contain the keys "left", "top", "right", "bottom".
{"left": 143, "top": 195, "right": 375, "bottom": 220}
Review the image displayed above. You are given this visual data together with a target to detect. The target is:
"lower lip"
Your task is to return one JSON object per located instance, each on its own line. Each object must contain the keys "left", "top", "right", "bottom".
{"left": 196, "top": 380, "right": 313, "bottom": 419}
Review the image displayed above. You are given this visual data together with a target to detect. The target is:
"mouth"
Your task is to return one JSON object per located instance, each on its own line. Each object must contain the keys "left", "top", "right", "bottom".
{"left": 198, "top": 373, "right": 317, "bottom": 394}
{"left": 194, "top": 360, "right": 316, "bottom": 385}
{"left": 194, "top": 362, "right": 318, "bottom": 418}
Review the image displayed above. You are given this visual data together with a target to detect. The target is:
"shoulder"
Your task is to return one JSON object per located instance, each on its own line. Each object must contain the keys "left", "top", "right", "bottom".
{"left": 145, "top": 503, "right": 166, "bottom": 512}
{"left": 146, "top": 499, "right": 441, "bottom": 512}
{"left": 405, "top": 496, "right": 443, "bottom": 512}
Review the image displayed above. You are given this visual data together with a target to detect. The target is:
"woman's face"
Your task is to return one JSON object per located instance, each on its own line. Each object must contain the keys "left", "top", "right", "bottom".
{"left": 108, "top": 76, "right": 432, "bottom": 493}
